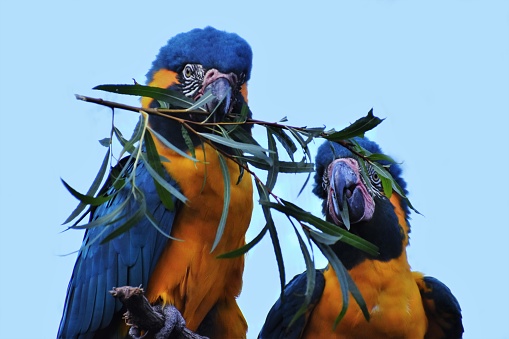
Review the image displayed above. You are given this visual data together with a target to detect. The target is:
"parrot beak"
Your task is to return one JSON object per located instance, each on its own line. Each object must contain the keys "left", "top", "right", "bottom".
{"left": 327, "top": 158, "right": 375, "bottom": 227}
{"left": 197, "top": 69, "right": 237, "bottom": 122}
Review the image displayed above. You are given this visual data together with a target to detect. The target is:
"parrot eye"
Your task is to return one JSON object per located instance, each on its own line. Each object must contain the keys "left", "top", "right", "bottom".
{"left": 322, "top": 168, "right": 330, "bottom": 190}
{"left": 367, "top": 165, "right": 383, "bottom": 191}
{"left": 183, "top": 64, "right": 194, "bottom": 79}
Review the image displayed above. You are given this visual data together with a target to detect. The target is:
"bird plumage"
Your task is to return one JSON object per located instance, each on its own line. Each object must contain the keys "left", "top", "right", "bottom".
{"left": 58, "top": 27, "right": 254, "bottom": 339}
{"left": 259, "top": 137, "right": 463, "bottom": 338}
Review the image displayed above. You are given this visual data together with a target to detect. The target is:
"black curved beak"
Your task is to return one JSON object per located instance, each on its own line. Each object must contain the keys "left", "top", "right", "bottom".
{"left": 327, "top": 159, "right": 375, "bottom": 227}
{"left": 203, "top": 77, "right": 233, "bottom": 122}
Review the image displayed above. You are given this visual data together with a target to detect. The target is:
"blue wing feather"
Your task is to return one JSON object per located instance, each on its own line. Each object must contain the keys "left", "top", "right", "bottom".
{"left": 58, "top": 159, "right": 180, "bottom": 338}
{"left": 419, "top": 276, "right": 464, "bottom": 339}
{"left": 259, "top": 270, "right": 325, "bottom": 339}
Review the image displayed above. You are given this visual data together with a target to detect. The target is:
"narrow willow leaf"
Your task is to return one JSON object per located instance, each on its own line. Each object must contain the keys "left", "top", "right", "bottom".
{"left": 233, "top": 103, "right": 249, "bottom": 123}
{"left": 297, "top": 172, "right": 312, "bottom": 197}
{"left": 199, "top": 132, "right": 273, "bottom": 165}
{"left": 98, "top": 138, "right": 111, "bottom": 147}
{"left": 287, "top": 127, "right": 312, "bottom": 161}
{"left": 94, "top": 84, "right": 198, "bottom": 110}
{"left": 261, "top": 199, "right": 379, "bottom": 256}
{"left": 302, "top": 127, "right": 326, "bottom": 143}
{"left": 323, "top": 241, "right": 370, "bottom": 323}
{"left": 265, "top": 129, "right": 279, "bottom": 192}
{"left": 288, "top": 226, "right": 316, "bottom": 327}
{"left": 239, "top": 156, "right": 314, "bottom": 173}
{"left": 324, "top": 109, "right": 384, "bottom": 141}
{"left": 157, "top": 100, "right": 170, "bottom": 109}
{"left": 231, "top": 147, "right": 246, "bottom": 185}
{"left": 181, "top": 125, "right": 196, "bottom": 160}
{"left": 148, "top": 126, "right": 199, "bottom": 163}
{"left": 210, "top": 152, "right": 230, "bottom": 253}
{"left": 380, "top": 175, "right": 393, "bottom": 198}
{"left": 308, "top": 229, "right": 343, "bottom": 245}
{"left": 229, "top": 127, "right": 269, "bottom": 155}
{"left": 71, "top": 196, "right": 130, "bottom": 230}
{"left": 357, "top": 155, "right": 374, "bottom": 198}
{"left": 144, "top": 209, "right": 181, "bottom": 241}
{"left": 349, "top": 138, "right": 372, "bottom": 157}
{"left": 268, "top": 126, "right": 297, "bottom": 161}
{"left": 143, "top": 132, "right": 176, "bottom": 211}
{"left": 366, "top": 153, "right": 398, "bottom": 164}
{"left": 118, "top": 116, "right": 143, "bottom": 158}
{"left": 392, "top": 179, "right": 421, "bottom": 215}
{"left": 113, "top": 126, "right": 128, "bottom": 147}
{"left": 199, "top": 143, "right": 208, "bottom": 194}
{"left": 61, "top": 179, "right": 113, "bottom": 206}
{"left": 63, "top": 149, "right": 111, "bottom": 224}
{"left": 257, "top": 181, "right": 286, "bottom": 298}
{"left": 142, "top": 155, "right": 188, "bottom": 204}
{"left": 187, "top": 89, "right": 216, "bottom": 111}
{"left": 100, "top": 193, "right": 146, "bottom": 244}
{"left": 217, "top": 225, "right": 268, "bottom": 259}
{"left": 109, "top": 156, "right": 136, "bottom": 192}
{"left": 338, "top": 195, "right": 351, "bottom": 230}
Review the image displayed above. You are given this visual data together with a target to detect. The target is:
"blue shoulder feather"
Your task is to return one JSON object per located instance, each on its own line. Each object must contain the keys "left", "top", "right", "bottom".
{"left": 259, "top": 270, "right": 325, "bottom": 339}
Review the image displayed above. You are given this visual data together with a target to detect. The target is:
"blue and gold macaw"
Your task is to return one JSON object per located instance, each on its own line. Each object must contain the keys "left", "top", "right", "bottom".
{"left": 259, "top": 137, "right": 463, "bottom": 338}
{"left": 58, "top": 27, "right": 254, "bottom": 339}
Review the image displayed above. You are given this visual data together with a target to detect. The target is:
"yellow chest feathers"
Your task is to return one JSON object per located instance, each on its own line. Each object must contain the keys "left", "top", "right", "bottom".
{"left": 304, "top": 260, "right": 427, "bottom": 339}
{"left": 146, "top": 136, "right": 253, "bottom": 330}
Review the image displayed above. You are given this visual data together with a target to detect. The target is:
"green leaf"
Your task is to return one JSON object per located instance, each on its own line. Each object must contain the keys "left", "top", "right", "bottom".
{"left": 181, "top": 125, "right": 196, "bottom": 160}
{"left": 61, "top": 178, "right": 113, "bottom": 206}
{"left": 287, "top": 127, "right": 313, "bottom": 162}
{"left": 144, "top": 209, "right": 181, "bottom": 241}
{"left": 98, "top": 138, "right": 111, "bottom": 147}
{"left": 232, "top": 103, "right": 249, "bottom": 123}
{"left": 210, "top": 152, "right": 231, "bottom": 253}
{"left": 265, "top": 129, "right": 279, "bottom": 191}
{"left": 380, "top": 175, "right": 393, "bottom": 198}
{"left": 63, "top": 148, "right": 111, "bottom": 224}
{"left": 308, "top": 228, "right": 343, "bottom": 245}
{"left": 324, "top": 109, "right": 384, "bottom": 141}
{"left": 117, "top": 116, "right": 143, "bottom": 158}
{"left": 100, "top": 189, "right": 147, "bottom": 244}
{"left": 288, "top": 226, "right": 316, "bottom": 328}
{"left": 142, "top": 154, "right": 188, "bottom": 204}
{"left": 187, "top": 89, "right": 216, "bottom": 111}
{"left": 217, "top": 225, "right": 268, "bottom": 259}
{"left": 143, "top": 131, "right": 176, "bottom": 211}
{"left": 268, "top": 126, "right": 297, "bottom": 161}
{"left": 199, "top": 132, "right": 273, "bottom": 165}
{"left": 148, "top": 126, "right": 199, "bottom": 163}
{"left": 261, "top": 199, "right": 379, "bottom": 256}
{"left": 70, "top": 195, "right": 129, "bottom": 230}
{"left": 298, "top": 171, "right": 312, "bottom": 197}
{"left": 239, "top": 156, "right": 314, "bottom": 173}
{"left": 314, "top": 242, "right": 370, "bottom": 326}
{"left": 366, "top": 153, "right": 398, "bottom": 164}
{"left": 94, "top": 84, "right": 198, "bottom": 110}
{"left": 315, "top": 242, "right": 351, "bottom": 327}
{"left": 257, "top": 181, "right": 286, "bottom": 298}
{"left": 338, "top": 193, "right": 351, "bottom": 230}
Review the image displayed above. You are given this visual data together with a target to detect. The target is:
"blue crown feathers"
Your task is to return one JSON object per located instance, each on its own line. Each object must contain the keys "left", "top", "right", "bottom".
{"left": 146, "top": 26, "right": 253, "bottom": 83}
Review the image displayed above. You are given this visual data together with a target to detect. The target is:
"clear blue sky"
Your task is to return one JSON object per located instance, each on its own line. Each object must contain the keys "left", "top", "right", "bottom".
{"left": 1, "top": 1, "right": 508, "bottom": 338}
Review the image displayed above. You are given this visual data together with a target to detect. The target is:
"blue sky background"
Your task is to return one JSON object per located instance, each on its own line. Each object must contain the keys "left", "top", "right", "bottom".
{"left": 1, "top": 1, "right": 508, "bottom": 338}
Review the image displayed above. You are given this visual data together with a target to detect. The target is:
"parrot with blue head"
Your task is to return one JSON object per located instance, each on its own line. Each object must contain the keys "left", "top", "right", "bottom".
{"left": 259, "top": 137, "right": 463, "bottom": 338}
{"left": 58, "top": 27, "right": 254, "bottom": 339}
